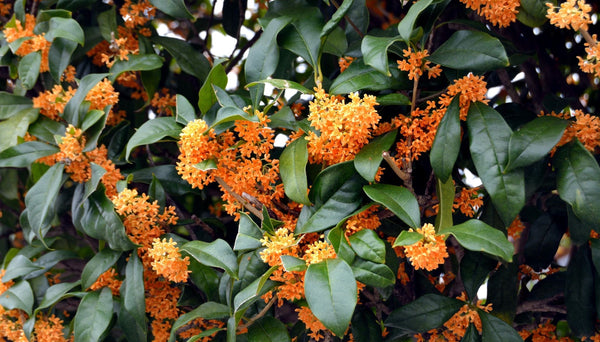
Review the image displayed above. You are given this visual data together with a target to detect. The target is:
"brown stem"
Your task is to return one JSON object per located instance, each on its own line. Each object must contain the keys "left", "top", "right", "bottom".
{"left": 382, "top": 151, "right": 414, "bottom": 195}
{"left": 496, "top": 68, "right": 520, "bottom": 104}
{"left": 580, "top": 29, "right": 597, "bottom": 47}
{"left": 215, "top": 176, "right": 262, "bottom": 217}
{"left": 225, "top": 30, "right": 263, "bottom": 74}
{"left": 237, "top": 295, "right": 277, "bottom": 331}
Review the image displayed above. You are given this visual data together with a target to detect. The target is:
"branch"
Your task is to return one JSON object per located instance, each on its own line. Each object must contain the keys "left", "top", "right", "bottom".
{"left": 237, "top": 295, "right": 277, "bottom": 331}
{"left": 225, "top": 29, "right": 263, "bottom": 74}
{"left": 215, "top": 176, "right": 263, "bottom": 217}
{"left": 382, "top": 151, "right": 415, "bottom": 195}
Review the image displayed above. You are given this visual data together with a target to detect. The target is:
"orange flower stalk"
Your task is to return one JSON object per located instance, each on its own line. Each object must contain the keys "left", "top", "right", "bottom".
{"left": 546, "top": 0, "right": 593, "bottom": 31}
{"left": 148, "top": 238, "right": 191, "bottom": 283}
{"left": 403, "top": 223, "right": 448, "bottom": 271}
{"left": 460, "top": 0, "right": 520, "bottom": 27}
{"left": 397, "top": 48, "right": 442, "bottom": 80}
{"left": 88, "top": 268, "right": 122, "bottom": 296}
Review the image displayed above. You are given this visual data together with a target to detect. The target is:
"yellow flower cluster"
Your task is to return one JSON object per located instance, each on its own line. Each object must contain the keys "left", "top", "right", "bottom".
{"left": 148, "top": 238, "right": 191, "bottom": 283}
{"left": 403, "top": 223, "right": 448, "bottom": 271}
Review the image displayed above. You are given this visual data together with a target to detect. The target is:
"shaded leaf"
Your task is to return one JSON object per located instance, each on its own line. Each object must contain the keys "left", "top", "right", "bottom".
{"left": 430, "top": 95, "right": 461, "bottom": 182}
{"left": 80, "top": 248, "right": 122, "bottom": 290}
{"left": 109, "top": 54, "right": 163, "bottom": 82}
{"left": 169, "top": 302, "right": 230, "bottom": 342}
{"left": 119, "top": 252, "right": 147, "bottom": 342}
{"left": 479, "top": 311, "right": 523, "bottom": 342}
{"left": 0, "top": 280, "right": 34, "bottom": 315}
{"left": 198, "top": 63, "right": 228, "bottom": 115}
{"left": 74, "top": 288, "right": 114, "bottom": 342}
{"left": 354, "top": 130, "right": 397, "bottom": 182}
{"left": 18, "top": 52, "right": 41, "bottom": 90}
{"left": 182, "top": 239, "right": 239, "bottom": 279}
{"left": 280, "top": 137, "right": 310, "bottom": 205}
{"left": 427, "top": 31, "right": 509, "bottom": 71}
{"left": 397, "top": 0, "right": 435, "bottom": 42}
{"left": 25, "top": 163, "right": 65, "bottom": 243}
{"left": 363, "top": 184, "right": 420, "bottom": 228}
{"left": 149, "top": 0, "right": 194, "bottom": 19}
{"left": 153, "top": 36, "right": 210, "bottom": 81}
{"left": 440, "top": 219, "right": 514, "bottom": 262}
{"left": 233, "top": 213, "right": 263, "bottom": 251}
{"left": 0, "top": 141, "right": 58, "bottom": 167}
{"left": 125, "top": 117, "right": 182, "bottom": 160}
{"left": 248, "top": 316, "right": 291, "bottom": 342}
{"left": 385, "top": 294, "right": 463, "bottom": 332}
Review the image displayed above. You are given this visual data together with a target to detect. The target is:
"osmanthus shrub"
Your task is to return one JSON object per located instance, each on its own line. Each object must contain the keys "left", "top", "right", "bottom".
{"left": 1, "top": 0, "right": 600, "bottom": 341}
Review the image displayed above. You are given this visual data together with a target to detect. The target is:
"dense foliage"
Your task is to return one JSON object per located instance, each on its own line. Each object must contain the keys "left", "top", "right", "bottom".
{"left": 1, "top": 0, "right": 600, "bottom": 341}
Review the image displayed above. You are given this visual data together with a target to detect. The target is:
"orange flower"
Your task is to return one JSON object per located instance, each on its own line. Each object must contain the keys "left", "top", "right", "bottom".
{"left": 303, "top": 240, "right": 337, "bottom": 265}
{"left": 120, "top": 0, "right": 156, "bottom": 29}
{"left": 144, "top": 271, "right": 181, "bottom": 320}
{"left": 88, "top": 268, "right": 122, "bottom": 296}
{"left": 0, "top": 1, "right": 11, "bottom": 16}
{"left": 578, "top": 34, "right": 600, "bottom": 79}
{"left": 453, "top": 187, "right": 483, "bottom": 217}
{"left": 86, "top": 78, "right": 119, "bottom": 111}
{"left": 32, "top": 85, "right": 77, "bottom": 121}
{"left": 33, "top": 314, "right": 70, "bottom": 341}
{"left": 61, "top": 65, "right": 77, "bottom": 83}
{"left": 397, "top": 48, "right": 442, "bottom": 80}
{"left": 403, "top": 223, "right": 448, "bottom": 271}
{"left": 151, "top": 88, "right": 177, "bottom": 116}
{"left": 546, "top": 0, "right": 592, "bottom": 31}
{"left": 296, "top": 306, "right": 328, "bottom": 340}
{"left": 345, "top": 205, "right": 381, "bottom": 237}
{"left": 507, "top": 216, "right": 526, "bottom": 240}
{"left": 259, "top": 227, "right": 299, "bottom": 266}
{"left": 2, "top": 14, "right": 51, "bottom": 72}
{"left": 460, "top": 0, "right": 520, "bottom": 27}
{"left": 547, "top": 109, "right": 600, "bottom": 153}
{"left": 338, "top": 56, "right": 356, "bottom": 73}
{"left": 439, "top": 74, "right": 488, "bottom": 120}
{"left": 148, "top": 238, "right": 191, "bottom": 283}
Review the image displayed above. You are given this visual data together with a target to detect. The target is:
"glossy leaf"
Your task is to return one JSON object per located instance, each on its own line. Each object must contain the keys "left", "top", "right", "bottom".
{"left": 109, "top": 54, "right": 163, "bottom": 82}
{"left": 149, "top": 0, "right": 194, "bottom": 19}
{"left": 354, "top": 130, "right": 397, "bottom": 182}
{"left": 330, "top": 59, "right": 394, "bottom": 94}
{"left": 125, "top": 117, "right": 182, "bottom": 160}
{"left": 280, "top": 137, "right": 311, "bottom": 205}
{"left": 198, "top": 63, "right": 228, "bottom": 115}
{"left": 74, "top": 288, "right": 114, "bottom": 342}
{"left": 440, "top": 219, "right": 514, "bottom": 262}
{"left": 0, "top": 280, "right": 34, "bottom": 315}
{"left": 233, "top": 213, "right": 263, "bottom": 251}
{"left": 25, "top": 163, "right": 64, "bottom": 242}
{"left": 393, "top": 230, "right": 422, "bottom": 247}
{"left": 479, "top": 311, "right": 524, "bottom": 342}
{"left": 210, "top": 106, "right": 258, "bottom": 129}
{"left": 281, "top": 255, "right": 307, "bottom": 272}
{"left": 279, "top": 9, "right": 323, "bottom": 68}
{"left": 517, "top": 0, "right": 551, "bottom": 27}
{"left": 385, "top": 294, "right": 463, "bottom": 332}
{"left": 427, "top": 31, "right": 509, "bottom": 71}
{"left": 48, "top": 37, "right": 78, "bottom": 82}
{"left": 565, "top": 245, "right": 596, "bottom": 337}
{"left": 80, "top": 248, "right": 122, "bottom": 290}
{"left": 506, "top": 116, "right": 567, "bottom": 171}
{"left": 351, "top": 258, "right": 395, "bottom": 288}
{"left": 467, "top": 102, "right": 524, "bottom": 226}
{"left": 327, "top": 225, "right": 356, "bottom": 265}
{"left": 248, "top": 316, "right": 291, "bottom": 342}
{"left": 0, "top": 141, "right": 58, "bottom": 167}
{"left": 246, "top": 78, "right": 312, "bottom": 94}
{"left": 63, "top": 73, "right": 108, "bottom": 126}
{"left": 555, "top": 140, "right": 600, "bottom": 227}
{"left": 305, "top": 258, "right": 357, "bottom": 337}
{"left": 233, "top": 266, "right": 277, "bottom": 314}
{"left": 361, "top": 35, "right": 403, "bottom": 76}
{"left": 3, "top": 255, "right": 43, "bottom": 281}
{"left": 363, "top": 184, "right": 420, "bottom": 228}
{"left": 0, "top": 108, "right": 39, "bottom": 153}
{"left": 129, "top": 165, "right": 194, "bottom": 196}
{"left": 18, "top": 52, "right": 41, "bottom": 90}
{"left": 169, "top": 302, "right": 230, "bottom": 342}
{"left": 37, "top": 281, "right": 81, "bottom": 311}
{"left": 348, "top": 229, "right": 386, "bottom": 264}
{"left": 434, "top": 176, "right": 455, "bottom": 231}
{"left": 46, "top": 17, "right": 85, "bottom": 45}
{"left": 119, "top": 252, "right": 147, "bottom": 342}
{"left": 153, "top": 36, "right": 210, "bottom": 81}
{"left": 397, "top": 0, "right": 435, "bottom": 42}
{"left": 245, "top": 16, "right": 292, "bottom": 83}
{"left": 182, "top": 239, "right": 239, "bottom": 279}
{"left": 0, "top": 92, "right": 32, "bottom": 120}
{"left": 430, "top": 95, "right": 461, "bottom": 182}
{"left": 321, "top": 0, "right": 354, "bottom": 38}
{"left": 176, "top": 94, "right": 196, "bottom": 125}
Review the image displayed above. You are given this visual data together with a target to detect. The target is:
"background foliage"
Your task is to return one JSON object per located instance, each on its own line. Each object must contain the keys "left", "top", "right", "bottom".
{"left": 1, "top": 0, "right": 600, "bottom": 341}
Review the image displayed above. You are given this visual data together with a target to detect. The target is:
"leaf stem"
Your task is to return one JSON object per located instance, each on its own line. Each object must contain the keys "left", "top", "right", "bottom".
{"left": 237, "top": 295, "right": 277, "bottom": 331}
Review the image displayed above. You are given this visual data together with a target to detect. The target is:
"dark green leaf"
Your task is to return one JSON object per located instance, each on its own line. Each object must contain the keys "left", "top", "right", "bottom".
{"left": 565, "top": 245, "right": 596, "bottom": 337}
{"left": 74, "top": 288, "right": 114, "bottom": 342}
{"left": 397, "top": 0, "right": 435, "bottom": 42}
{"left": 0, "top": 92, "right": 32, "bottom": 120}
{"left": 198, "top": 63, "right": 228, "bottom": 115}
{"left": 393, "top": 230, "right": 422, "bottom": 247}
{"left": 440, "top": 219, "right": 514, "bottom": 262}
{"left": 182, "top": 239, "right": 239, "bottom": 279}
{"left": 434, "top": 176, "right": 455, "bottom": 231}
{"left": 467, "top": 102, "right": 524, "bottom": 226}
{"left": 427, "top": 31, "right": 509, "bottom": 71}
{"left": 517, "top": 0, "right": 551, "bottom": 27}
{"left": 376, "top": 93, "right": 411, "bottom": 106}
{"left": 3, "top": 255, "right": 44, "bottom": 281}
{"left": 351, "top": 258, "right": 395, "bottom": 288}
{"left": 25, "top": 163, "right": 64, "bottom": 243}
{"left": 153, "top": 36, "right": 210, "bottom": 81}
{"left": 0, "top": 108, "right": 39, "bottom": 153}
{"left": 348, "top": 229, "right": 386, "bottom": 264}
{"left": 46, "top": 17, "right": 85, "bottom": 45}
{"left": 567, "top": 205, "right": 592, "bottom": 246}
{"left": 81, "top": 109, "right": 105, "bottom": 132}
{"left": 555, "top": 140, "right": 600, "bottom": 227}
{"left": 97, "top": 7, "right": 117, "bottom": 41}
{"left": 279, "top": 9, "right": 323, "bottom": 68}
{"left": 591, "top": 239, "right": 600, "bottom": 275}
{"left": 18, "top": 52, "right": 41, "bottom": 90}
{"left": 49, "top": 37, "right": 78, "bottom": 82}
{"left": 109, "top": 54, "right": 163, "bottom": 82}
{"left": 431, "top": 95, "right": 461, "bottom": 181}
{"left": 149, "top": 0, "right": 194, "bottom": 19}
{"left": 460, "top": 251, "right": 497, "bottom": 302}
{"left": 361, "top": 35, "right": 403, "bottom": 75}
{"left": 248, "top": 316, "right": 291, "bottom": 342}
{"left": 354, "top": 130, "right": 397, "bottom": 182}
{"left": 479, "top": 311, "right": 523, "bottom": 342}
{"left": 176, "top": 94, "right": 196, "bottom": 125}
{"left": 524, "top": 213, "right": 563, "bottom": 269}
{"left": 29, "top": 116, "right": 65, "bottom": 143}
{"left": 506, "top": 116, "right": 567, "bottom": 171}
{"left": 281, "top": 255, "right": 307, "bottom": 272}
{"left": 129, "top": 165, "right": 194, "bottom": 196}
{"left": 461, "top": 324, "right": 481, "bottom": 342}
{"left": 245, "top": 16, "right": 292, "bottom": 83}
{"left": 168, "top": 302, "right": 230, "bottom": 342}
{"left": 234, "top": 213, "right": 264, "bottom": 251}
{"left": 280, "top": 137, "right": 310, "bottom": 205}
{"left": 222, "top": 0, "right": 247, "bottom": 37}
{"left": 56, "top": 0, "right": 95, "bottom": 11}
{"left": 363, "top": 184, "right": 420, "bottom": 228}
{"left": 0, "top": 280, "right": 34, "bottom": 315}
{"left": 327, "top": 226, "right": 356, "bottom": 265}
{"left": 119, "top": 252, "right": 147, "bottom": 342}
{"left": 188, "top": 259, "right": 220, "bottom": 302}
{"left": 125, "top": 117, "right": 182, "bottom": 160}
{"left": 63, "top": 73, "right": 109, "bottom": 126}
{"left": 80, "top": 248, "right": 122, "bottom": 290}
{"left": 329, "top": 59, "right": 394, "bottom": 94}
{"left": 210, "top": 106, "right": 258, "bottom": 129}
{"left": 148, "top": 175, "right": 166, "bottom": 208}
{"left": 486, "top": 262, "right": 518, "bottom": 323}
{"left": 305, "top": 258, "right": 357, "bottom": 337}
{"left": 385, "top": 294, "right": 463, "bottom": 332}
{"left": 0, "top": 141, "right": 58, "bottom": 167}
{"left": 37, "top": 281, "right": 81, "bottom": 311}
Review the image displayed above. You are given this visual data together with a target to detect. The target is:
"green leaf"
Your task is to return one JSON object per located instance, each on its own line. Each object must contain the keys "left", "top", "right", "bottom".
{"left": 233, "top": 266, "right": 277, "bottom": 314}
{"left": 427, "top": 31, "right": 509, "bottom": 71}
{"left": 467, "top": 102, "right": 524, "bottom": 226}
{"left": 29, "top": 116, "right": 66, "bottom": 143}
{"left": 434, "top": 176, "right": 455, "bottom": 231}
{"left": 176, "top": 94, "right": 196, "bottom": 125}
{"left": 397, "top": 0, "right": 435, "bottom": 42}
{"left": 48, "top": 37, "right": 78, "bottom": 82}
{"left": 153, "top": 36, "right": 210, "bottom": 81}
{"left": 280, "top": 137, "right": 311, "bottom": 205}
{"left": 439, "top": 219, "right": 514, "bottom": 262}
{"left": 125, "top": 117, "right": 182, "bottom": 160}
{"left": 567, "top": 205, "right": 591, "bottom": 246}
{"left": 148, "top": 0, "right": 194, "bottom": 19}
{"left": 129, "top": 165, "right": 194, "bottom": 196}
{"left": 182, "top": 239, "right": 239, "bottom": 279}
{"left": 37, "top": 281, "right": 81, "bottom": 311}
{"left": 566, "top": 245, "right": 596, "bottom": 337}
{"left": 198, "top": 63, "right": 228, "bottom": 115}
{"left": 305, "top": 258, "right": 357, "bottom": 337}
{"left": 118, "top": 252, "right": 147, "bottom": 342}
{"left": 246, "top": 79, "right": 312, "bottom": 94}
{"left": 0, "top": 141, "right": 58, "bottom": 167}
{"left": 486, "top": 262, "right": 518, "bottom": 323}
{"left": 74, "top": 288, "right": 114, "bottom": 342}
{"left": 363, "top": 184, "right": 420, "bottom": 228}
{"left": 234, "top": 213, "right": 264, "bottom": 252}
{"left": 56, "top": 0, "right": 95, "bottom": 11}
{"left": 210, "top": 106, "right": 258, "bottom": 129}
{"left": 348, "top": 229, "right": 386, "bottom": 264}
{"left": 81, "top": 109, "right": 105, "bottom": 132}
{"left": 80, "top": 248, "right": 122, "bottom": 290}
{"left": 168, "top": 302, "right": 230, "bottom": 342}
{"left": 18, "top": 52, "right": 41, "bottom": 90}
{"left": 479, "top": 311, "right": 523, "bottom": 342}
{"left": 351, "top": 258, "right": 395, "bottom": 288}
{"left": 393, "top": 230, "right": 423, "bottom": 247}
{"left": 97, "top": 6, "right": 117, "bottom": 41}
{"left": 329, "top": 59, "right": 394, "bottom": 95}
{"left": 385, "top": 294, "right": 463, "bottom": 332}
{"left": 460, "top": 251, "right": 497, "bottom": 302}
{"left": 222, "top": 0, "right": 247, "bottom": 37}
{"left": 462, "top": 324, "right": 482, "bottom": 342}
{"left": 0, "top": 92, "right": 32, "bottom": 120}
{"left": 430, "top": 95, "right": 461, "bottom": 182}
{"left": 523, "top": 213, "right": 563, "bottom": 268}
{"left": 517, "top": 0, "right": 551, "bottom": 27}
{"left": 281, "top": 255, "right": 307, "bottom": 272}
{"left": 3, "top": 255, "right": 43, "bottom": 281}
{"left": 327, "top": 226, "right": 356, "bottom": 265}
{"left": 0, "top": 108, "right": 39, "bottom": 153}
{"left": 248, "top": 316, "right": 291, "bottom": 342}
{"left": 361, "top": 35, "right": 403, "bottom": 76}
{"left": 279, "top": 9, "right": 323, "bottom": 68}
{"left": 505, "top": 116, "right": 567, "bottom": 171}
{"left": 25, "top": 163, "right": 64, "bottom": 243}
{"left": 0, "top": 280, "right": 34, "bottom": 315}
{"left": 245, "top": 16, "right": 292, "bottom": 83}
{"left": 376, "top": 93, "right": 411, "bottom": 106}
{"left": 591, "top": 239, "right": 600, "bottom": 275}
{"left": 109, "top": 54, "right": 163, "bottom": 82}
{"left": 63, "top": 73, "right": 109, "bottom": 126}
{"left": 188, "top": 260, "right": 220, "bottom": 302}
{"left": 354, "top": 130, "right": 397, "bottom": 182}
{"left": 45, "top": 17, "right": 85, "bottom": 45}
{"left": 554, "top": 140, "right": 600, "bottom": 227}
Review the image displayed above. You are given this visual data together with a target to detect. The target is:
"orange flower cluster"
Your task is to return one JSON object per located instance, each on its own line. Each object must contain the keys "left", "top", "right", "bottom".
{"left": 120, "top": 0, "right": 156, "bottom": 31}
{"left": 305, "top": 87, "right": 381, "bottom": 165}
{"left": 453, "top": 187, "right": 483, "bottom": 217}
{"left": 547, "top": 109, "right": 600, "bottom": 153}
{"left": 519, "top": 320, "right": 575, "bottom": 341}
{"left": 86, "top": 78, "right": 119, "bottom": 111}
{"left": 0, "top": 269, "right": 27, "bottom": 342}
{"left": 507, "top": 216, "right": 526, "bottom": 240}
{"left": 578, "top": 35, "right": 600, "bottom": 79}
{"left": 338, "top": 56, "right": 356, "bottom": 73}
{"left": 145, "top": 271, "right": 183, "bottom": 341}
{"left": 344, "top": 206, "right": 381, "bottom": 237}
{"left": 546, "top": 0, "right": 593, "bottom": 31}
{"left": 519, "top": 264, "right": 560, "bottom": 281}
{"left": 403, "top": 223, "right": 448, "bottom": 271}
{"left": 439, "top": 74, "right": 489, "bottom": 120}
{"left": 2, "top": 14, "right": 51, "bottom": 72}
{"left": 32, "top": 85, "right": 77, "bottom": 121}
{"left": 0, "top": 0, "right": 11, "bottom": 16}
{"left": 33, "top": 313, "right": 71, "bottom": 341}
{"left": 148, "top": 238, "right": 191, "bottom": 283}
{"left": 303, "top": 240, "right": 337, "bottom": 265}
{"left": 397, "top": 48, "right": 442, "bottom": 80}
{"left": 61, "top": 65, "right": 77, "bottom": 83}
{"left": 87, "top": 26, "right": 140, "bottom": 68}
{"left": 151, "top": 88, "right": 177, "bottom": 116}
{"left": 177, "top": 111, "right": 283, "bottom": 218}
{"left": 459, "top": 0, "right": 520, "bottom": 27}
{"left": 178, "top": 318, "right": 225, "bottom": 341}
{"left": 296, "top": 306, "right": 329, "bottom": 341}
{"left": 89, "top": 268, "right": 122, "bottom": 296}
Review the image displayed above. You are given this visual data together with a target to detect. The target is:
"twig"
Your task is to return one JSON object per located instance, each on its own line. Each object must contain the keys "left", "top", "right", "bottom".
{"left": 382, "top": 151, "right": 414, "bottom": 194}
{"left": 330, "top": 0, "right": 364, "bottom": 38}
{"left": 237, "top": 295, "right": 277, "bottom": 331}
{"left": 225, "top": 30, "right": 263, "bottom": 74}
{"left": 497, "top": 68, "right": 520, "bottom": 103}
{"left": 580, "top": 29, "right": 597, "bottom": 47}
{"left": 215, "top": 176, "right": 262, "bottom": 217}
